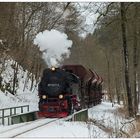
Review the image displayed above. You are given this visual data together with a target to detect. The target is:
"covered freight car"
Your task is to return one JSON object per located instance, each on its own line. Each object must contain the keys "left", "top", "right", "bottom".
{"left": 61, "top": 65, "right": 103, "bottom": 108}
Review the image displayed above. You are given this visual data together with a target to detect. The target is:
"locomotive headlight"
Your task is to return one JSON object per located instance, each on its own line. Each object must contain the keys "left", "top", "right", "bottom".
{"left": 59, "top": 94, "right": 63, "bottom": 99}
{"left": 42, "top": 95, "right": 47, "bottom": 99}
{"left": 51, "top": 67, "right": 56, "bottom": 71}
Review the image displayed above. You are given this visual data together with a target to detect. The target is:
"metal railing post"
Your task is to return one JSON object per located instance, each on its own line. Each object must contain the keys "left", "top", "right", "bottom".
{"left": 10, "top": 108, "right": 12, "bottom": 116}
{"left": 21, "top": 106, "right": 23, "bottom": 113}
{"left": 27, "top": 105, "right": 29, "bottom": 112}
{"left": 8, "top": 117, "right": 10, "bottom": 125}
{"left": 0, "top": 105, "right": 30, "bottom": 126}
{"left": 2, "top": 109, "right": 4, "bottom": 125}
{"left": 14, "top": 107, "right": 16, "bottom": 115}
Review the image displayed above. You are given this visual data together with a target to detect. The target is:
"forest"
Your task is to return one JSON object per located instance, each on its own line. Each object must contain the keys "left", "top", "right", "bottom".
{"left": 0, "top": 2, "right": 140, "bottom": 117}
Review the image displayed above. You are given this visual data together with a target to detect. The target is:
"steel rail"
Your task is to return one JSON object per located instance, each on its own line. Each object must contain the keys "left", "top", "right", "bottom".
{"left": 0, "top": 118, "right": 43, "bottom": 134}
{"left": 12, "top": 110, "right": 87, "bottom": 138}
{"left": 0, "top": 116, "right": 72, "bottom": 138}
{"left": 0, "top": 109, "right": 87, "bottom": 138}
{"left": 12, "top": 118, "right": 62, "bottom": 138}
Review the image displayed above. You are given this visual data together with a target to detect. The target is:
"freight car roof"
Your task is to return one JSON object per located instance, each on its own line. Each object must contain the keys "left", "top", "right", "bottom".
{"left": 61, "top": 65, "right": 87, "bottom": 79}
{"left": 61, "top": 65, "right": 103, "bottom": 84}
{"left": 61, "top": 65, "right": 96, "bottom": 80}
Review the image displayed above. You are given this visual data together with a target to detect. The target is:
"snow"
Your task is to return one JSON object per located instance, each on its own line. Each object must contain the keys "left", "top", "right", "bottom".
{"left": 16, "top": 121, "right": 108, "bottom": 138}
{"left": 0, "top": 90, "right": 38, "bottom": 111}
{"left": 0, "top": 101, "right": 131, "bottom": 138}
{"left": 0, "top": 58, "right": 138, "bottom": 138}
{"left": 0, "top": 118, "right": 56, "bottom": 137}
{"left": 0, "top": 39, "right": 3, "bottom": 45}
{"left": 0, "top": 58, "right": 39, "bottom": 125}
{"left": 88, "top": 102, "right": 136, "bottom": 138}
{"left": 0, "top": 58, "right": 38, "bottom": 110}
{"left": 88, "top": 102, "right": 123, "bottom": 130}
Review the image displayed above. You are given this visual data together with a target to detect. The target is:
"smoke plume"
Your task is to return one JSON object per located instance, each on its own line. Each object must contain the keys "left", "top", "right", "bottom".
{"left": 34, "top": 29, "right": 72, "bottom": 67}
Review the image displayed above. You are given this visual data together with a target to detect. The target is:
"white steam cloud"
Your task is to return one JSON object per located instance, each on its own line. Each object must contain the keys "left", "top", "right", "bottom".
{"left": 34, "top": 29, "right": 73, "bottom": 67}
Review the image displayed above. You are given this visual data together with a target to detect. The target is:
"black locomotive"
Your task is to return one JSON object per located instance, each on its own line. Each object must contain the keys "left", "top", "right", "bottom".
{"left": 38, "top": 65, "right": 103, "bottom": 118}
{"left": 38, "top": 67, "right": 81, "bottom": 118}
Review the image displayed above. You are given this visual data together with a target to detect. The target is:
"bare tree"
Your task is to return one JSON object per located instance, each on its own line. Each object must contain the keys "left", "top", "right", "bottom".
{"left": 120, "top": 2, "right": 133, "bottom": 117}
{"left": 132, "top": 3, "right": 139, "bottom": 115}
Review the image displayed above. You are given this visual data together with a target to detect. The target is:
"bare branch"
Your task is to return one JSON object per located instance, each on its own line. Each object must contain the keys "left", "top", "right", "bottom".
{"left": 49, "top": 2, "right": 71, "bottom": 30}
{"left": 24, "top": 4, "right": 44, "bottom": 29}
{"left": 94, "top": 2, "right": 114, "bottom": 26}
{"left": 105, "top": 17, "right": 120, "bottom": 27}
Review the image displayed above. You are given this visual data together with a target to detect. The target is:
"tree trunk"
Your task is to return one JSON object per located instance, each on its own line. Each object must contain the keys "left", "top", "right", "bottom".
{"left": 104, "top": 50, "right": 113, "bottom": 102}
{"left": 30, "top": 73, "right": 34, "bottom": 91}
{"left": 120, "top": 2, "right": 133, "bottom": 117}
{"left": 112, "top": 54, "right": 120, "bottom": 104}
{"left": 133, "top": 3, "right": 138, "bottom": 116}
{"left": 12, "top": 61, "right": 18, "bottom": 95}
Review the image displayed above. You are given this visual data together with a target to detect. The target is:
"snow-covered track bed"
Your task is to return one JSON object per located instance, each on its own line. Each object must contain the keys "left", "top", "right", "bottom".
{"left": 0, "top": 120, "right": 37, "bottom": 134}
{"left": 0, "top": 118, "right": 63, "bottom": 138}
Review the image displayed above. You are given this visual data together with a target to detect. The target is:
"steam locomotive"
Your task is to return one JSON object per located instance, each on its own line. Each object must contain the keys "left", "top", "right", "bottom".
{"left": 37, "top": 65, "right": 103, "bottom": 118}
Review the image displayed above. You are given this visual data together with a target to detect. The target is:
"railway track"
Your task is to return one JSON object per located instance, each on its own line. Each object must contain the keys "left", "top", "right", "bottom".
{"left": 0, "top": 108, "right": 87, "bottom": 138}
{"left": 0, "top": 120, "right": 35, "bottom": 134}
{"left": 0, "top": 116, "right": 72, "bottom": 138}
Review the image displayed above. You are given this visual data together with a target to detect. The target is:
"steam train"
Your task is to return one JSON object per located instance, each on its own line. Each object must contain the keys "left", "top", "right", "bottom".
{"left": 37, "top": 65, "right": 103, "bottom": 118}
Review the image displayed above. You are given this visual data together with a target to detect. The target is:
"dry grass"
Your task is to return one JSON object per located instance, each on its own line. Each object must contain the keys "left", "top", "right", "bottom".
{"left": 116, "top": 106, "right": 129, "bottom": 118}
{"left": 136, "top": 121, "right": 140, "bottom": 132}
{"left": 116, "top": 108, "right": 140, "bottom": 137}
{"left": 133, "top": 116, "right": 140, "bottom": 137}
{"left": 87, "top": 118, "right": 113, "bottom": 134}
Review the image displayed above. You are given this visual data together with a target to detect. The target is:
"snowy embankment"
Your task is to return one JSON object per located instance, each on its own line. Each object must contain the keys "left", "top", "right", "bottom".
{"left": 89, "top": 102, "right": 136, "bottom": 138}
{"left": 0, "top": 58, "right": 38, "bottom": 111}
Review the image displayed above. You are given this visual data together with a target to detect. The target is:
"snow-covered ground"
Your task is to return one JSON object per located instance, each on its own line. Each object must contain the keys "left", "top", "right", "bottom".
{"left": 0, "top": 58, "right": 138, "bottom": 138}
{"left": 0, "top": 90, "right": 38, "bottom": 111}
{"left": 16, "top": 120, "right": 108, "bottom": 138}
{"left": 0, "top": 101, "right": 136, "bottom": 138}
{"left": 0, "top": 58, "right": 39, "bottom": 125}
{"left": 0, "top": 58, "right": 39, "bottom": 110}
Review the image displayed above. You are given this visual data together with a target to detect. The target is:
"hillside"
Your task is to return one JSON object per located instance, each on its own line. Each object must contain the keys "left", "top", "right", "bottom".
{"left": 0, "top": 57, "right": 38, "bottom": 111}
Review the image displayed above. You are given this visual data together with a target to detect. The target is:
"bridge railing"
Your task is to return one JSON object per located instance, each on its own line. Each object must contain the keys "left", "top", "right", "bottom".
{"left": 72, "top": 109, "right": 88, "bottom": 122}
{"left": 0, "top": 106, "right": 88, "bottom": 125}
{"left": 0, "top": 105, "right": 29, "bottom": 125}
{"left": 10, "top": 109, "right": 88, "bottom": 125}
{"left": 64, "top": 109, "right": 88, "bottom": 122}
